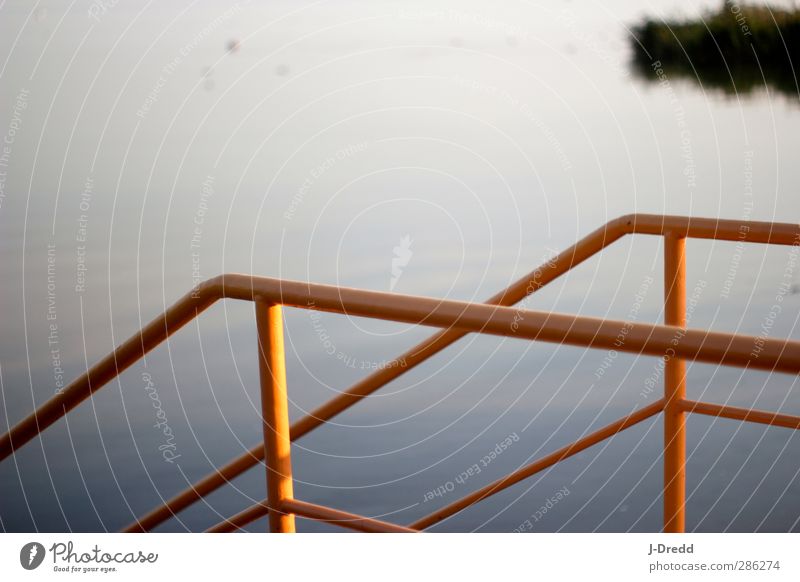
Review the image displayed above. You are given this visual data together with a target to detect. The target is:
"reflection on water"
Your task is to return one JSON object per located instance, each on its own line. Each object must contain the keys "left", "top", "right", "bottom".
{"left": 630, "top": 2, "right": 800, "bottom": 100}
{"left": 630, "top": 53, "right": 800, "bottom": 102}
{"left": 1, "top": 0, "right": 799, "bottom": 532}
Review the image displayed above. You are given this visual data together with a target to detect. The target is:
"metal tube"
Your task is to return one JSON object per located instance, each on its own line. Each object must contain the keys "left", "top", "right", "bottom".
{"left": 411, "top": 398, "right": 665, "bottom": 530}
{"left": 112, "top": 217, "right": 800, "bottom": 532}
{"left": 216, "top": 275, "right": 799, "bottom": 374}
{"left": 282, "top": 499, "right": 417, "bottom": 533}
{"left": 663, "top": 235, "right": 686, "bottom": 533}
{"left": 255, "top": 302, "right": 296, "bottom": 533}
{"left": 206, "top": 498, "right": 417, "bottom": 533}
{"left": 682, "top": 399, "right": 800, "bottom": 431}
{"left": 123, "top": 445, "right": 263, "bottom": 532}
{"left": 0, "top": 285, "right": 219, "bottom": 462}
{"left": 124, "top": 219, "right": 630, "bottom": 532}
{"left": 629, "top": 214, "right": 800, "bottom": 245}
{"left": 0, "top": 215, "right": 796, "bottom": 532}
{"left": 288, "top": 217, "right": 629, "bottom": 439}
{"left": 206, "top": 501, "right": 270, "bottom": 533}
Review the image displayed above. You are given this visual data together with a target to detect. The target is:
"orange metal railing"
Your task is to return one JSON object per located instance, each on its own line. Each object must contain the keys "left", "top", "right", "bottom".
{"left": 1, "top": 214, "right": 799, "bottom": 533}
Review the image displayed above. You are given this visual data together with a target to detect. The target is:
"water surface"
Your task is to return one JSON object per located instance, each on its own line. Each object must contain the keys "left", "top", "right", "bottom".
{"left": 1, "top": 0, "right": 799, "bottom": 532}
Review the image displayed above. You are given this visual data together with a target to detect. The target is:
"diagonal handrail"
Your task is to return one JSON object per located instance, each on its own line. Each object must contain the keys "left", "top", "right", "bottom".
{"left": 1, "top": 214, "right": 798, "bottom": 533}
{"left": 205, "top": 398, "right": 667, "bottom": 533}
{"left": 407, "top": 399, "right": 667, "bottom": 530}
{"left": 122, "top": 215, "right": 632, "bottom": 532}
{"left": 125, "top": 213, "right": 800, "bottom": 532}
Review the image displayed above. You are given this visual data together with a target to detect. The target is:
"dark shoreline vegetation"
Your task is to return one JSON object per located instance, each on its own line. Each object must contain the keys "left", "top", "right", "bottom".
{"left": 630, "top": 1, "right": 800, "bottom": 98}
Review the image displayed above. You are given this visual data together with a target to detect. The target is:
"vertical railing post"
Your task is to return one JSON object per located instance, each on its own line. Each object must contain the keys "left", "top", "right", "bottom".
{"left": 255, "top": 301, "right": 296, "bottom": 533}
{"left": 663, "top": 235, "right": 686, "bottom": 532}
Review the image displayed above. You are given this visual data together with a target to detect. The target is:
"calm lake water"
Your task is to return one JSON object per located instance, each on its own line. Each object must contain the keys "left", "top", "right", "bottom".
{"left": 1, "top": 0, "right": 799, "bottom": 532}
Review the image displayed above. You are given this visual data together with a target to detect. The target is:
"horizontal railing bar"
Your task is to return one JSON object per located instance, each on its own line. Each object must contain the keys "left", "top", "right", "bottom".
{"left": 206, "top": 498, "right": 413, "bottom": 534}
{"left": 681, "top": 399, "right": 800, "bottom": 430}
{"left": 1, "top": 214, "right": 797, "bottom": 532}
{"left": 123, "top": 215, "right": 800, "bottom": 533}
{"left": 410, "top": 399, "right": 666, "bottom": 530}
{"left": 218, "top": 275, "right": 800, "bottom": 374}
{"left": 206, "top": 501, "right": 271, "bottom": 533}
{"left": 125, "top": 217, "right": 631, "bottom": 532}
{"left": 282, "top": 499, "right": 417, "bottom": 533}
{"left": 17, "top": 266, "right": 800, "bottom": 473}
{"left": 629, "top": 214, "right": 800, "bottom": 245}
{"left": 206, "top": 498, "right": 417, "bottom": 533}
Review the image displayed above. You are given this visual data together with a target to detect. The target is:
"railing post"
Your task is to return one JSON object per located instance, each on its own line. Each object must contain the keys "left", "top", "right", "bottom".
{"left": 663, "top": 235, "right": 686, "bottom": 533}
{"left": 255, "top": 301, "right": 296, "bottom": 533}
